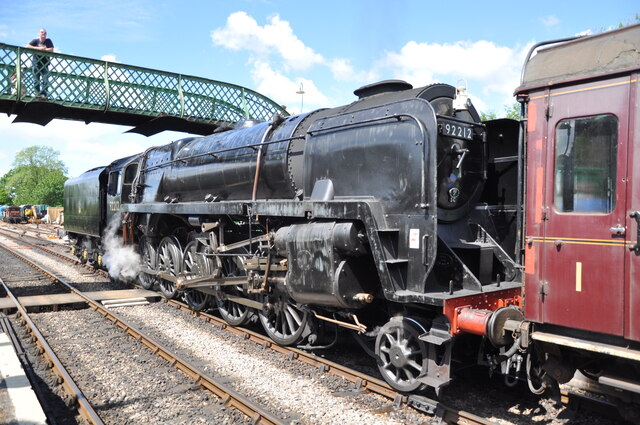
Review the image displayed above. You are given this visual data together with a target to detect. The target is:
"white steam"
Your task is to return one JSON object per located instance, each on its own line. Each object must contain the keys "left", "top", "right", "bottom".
{"left": 101, "top": 216, "right": 141, "bottom": 280}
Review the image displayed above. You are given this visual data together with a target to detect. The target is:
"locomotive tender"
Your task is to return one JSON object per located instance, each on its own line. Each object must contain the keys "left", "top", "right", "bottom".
{"left": 64, "top": 24, "right": 640, "bottom": 403}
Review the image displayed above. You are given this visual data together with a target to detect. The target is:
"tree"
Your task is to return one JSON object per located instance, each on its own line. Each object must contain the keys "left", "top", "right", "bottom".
{"left": 3, "top": 146, "right": 68, "bottom": 206}
{"left": 0, "top": 170, "right": 14, "bottom": 205}
{"left": 31, "top": 170, "right": 67, "bottom": 206}
{"left": 480, "top": 102, "right": 521, "bottom": 121}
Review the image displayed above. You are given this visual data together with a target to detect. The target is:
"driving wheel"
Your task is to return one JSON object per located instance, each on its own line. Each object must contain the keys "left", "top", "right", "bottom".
{"left": 182, "top": 240, "right": 214, "bottom": 311}
{"left": 259, "top": 287, "right": 308, "bottom": 346}
{"left": 216, "top": 248, "right": 253, "bottom": 326}
{"left": 138, "top": 236, "right": 157, "bottom": 290}
{"left": 156, "top": 236, "right": 182, "bottom": 299}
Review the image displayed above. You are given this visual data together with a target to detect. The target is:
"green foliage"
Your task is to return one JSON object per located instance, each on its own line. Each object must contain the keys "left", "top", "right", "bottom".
{"left": 31, "top": 170, "right": 67, "bottom": 206}
{"left": 480, "top": 102, "right": 521, "bottom": 121}
{"left": 0, "top": 171, "right": 14, "bottom": 205}
{"left": 1, "top": 146, "right": 68, "bottom": 207}
{"left": 480, "top": 110, "right": 498, "bottom": 121}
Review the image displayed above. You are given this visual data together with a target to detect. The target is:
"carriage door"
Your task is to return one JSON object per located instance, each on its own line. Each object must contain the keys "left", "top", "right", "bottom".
{"left": 540, "top": 78, "right": 630, "bottom": 336}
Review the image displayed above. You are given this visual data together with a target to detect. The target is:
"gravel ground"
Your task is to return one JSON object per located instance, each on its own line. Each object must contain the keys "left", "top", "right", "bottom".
{"left": 32, "top": 308, "right": 250, "bottom": 425}
{"left": 0, "top": 240, "right": 84, "bottom": 425}
{"left": 0, "top": 236, "right": 432, "bottom": 424}
{"left": 0, "top": 235, "right": 245, "bottom": 424}
{"left": 114, "top": 302, "right": 433, "bottom": 425}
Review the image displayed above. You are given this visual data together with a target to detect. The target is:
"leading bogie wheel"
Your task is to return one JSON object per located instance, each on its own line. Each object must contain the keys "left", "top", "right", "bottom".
{"left": 375, "top": 316, "right": 429, "bottom": 393}
{"left": 182, "top": 240, "right": 214, "bottom": 311}
{"left": 156, "top": 236, "right": 183, "bottom": 299}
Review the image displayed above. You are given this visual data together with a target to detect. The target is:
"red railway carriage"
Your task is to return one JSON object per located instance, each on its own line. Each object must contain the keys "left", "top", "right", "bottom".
{"left": 516, "top": 24, "right": 640, "bottom": 393}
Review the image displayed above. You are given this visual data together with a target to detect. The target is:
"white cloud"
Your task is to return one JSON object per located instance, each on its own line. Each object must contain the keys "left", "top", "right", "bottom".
{"left": 327, "top": 58, "right": 379, "bottom": 83}
{"left": 379, "top": 39, "right": 532, "bottom": 113}
{"left": 540, "top": 15, "right": 560, "bottom": 27}
{"left": 250, "top": 60, "right": 328, "bottom": 113}
{"left": 210, "top": 12, "right": 531, "bottom": 115}
{"left": 211, "top": 11, "right": 324, "bottom": 71}
{"left": 0, "top": 115, "right": 176, "bottom": 178}
{"left": 575, "top": 29, "right": 593, "bottom": 37}
{"left": 211, "top": 12, "right": 375, "bottom": 111}
{"left": 101, "top": 54, "right": 120, "bottom": 63}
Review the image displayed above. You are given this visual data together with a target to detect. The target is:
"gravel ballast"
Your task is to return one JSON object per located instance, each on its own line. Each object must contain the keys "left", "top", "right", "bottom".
{"left": 115, "top": 302, "right": 431, "bottom": 425}
{"left": 32, "top": 308, "right": 250, "bottom": 425}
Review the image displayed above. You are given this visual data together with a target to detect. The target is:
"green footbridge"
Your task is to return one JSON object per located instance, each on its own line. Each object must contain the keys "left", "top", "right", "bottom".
{"left": 0, "top": 43, "right": 288, "bottom": 135}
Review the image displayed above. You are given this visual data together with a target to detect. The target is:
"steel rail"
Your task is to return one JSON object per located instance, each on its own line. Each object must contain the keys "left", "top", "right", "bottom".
{"left": 0, "top": 314, "right": 61, "bottom": 423}
{"left": 0, "top": 274, "right": 104, "bottom": 425}
{"left": 0, "top": 240, "right": 286, "bottom": 425}
{"left": 169, "top": 298, "right": 400, "bottom": 398}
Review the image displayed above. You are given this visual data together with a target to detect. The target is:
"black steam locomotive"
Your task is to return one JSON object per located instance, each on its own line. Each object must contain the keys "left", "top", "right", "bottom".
{"left": 62, "top": 27, "right": 640, "bottom": 418}
{"left": 65, "top": 79, "right": 523, "bottom": 393}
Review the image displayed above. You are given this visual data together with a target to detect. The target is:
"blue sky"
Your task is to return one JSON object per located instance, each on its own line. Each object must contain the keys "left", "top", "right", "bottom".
{"left": 0, "top": 0, "right": 638, "bottom": 177}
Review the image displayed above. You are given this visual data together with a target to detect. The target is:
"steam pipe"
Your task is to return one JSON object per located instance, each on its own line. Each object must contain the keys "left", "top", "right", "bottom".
{"left": 251, "top": 114, "right": 283, "bottom": 201}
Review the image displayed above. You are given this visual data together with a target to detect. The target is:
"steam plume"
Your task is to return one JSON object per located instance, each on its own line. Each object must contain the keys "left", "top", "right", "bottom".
{"left": 101, "top": 217, "right": 140, "bottom": 280}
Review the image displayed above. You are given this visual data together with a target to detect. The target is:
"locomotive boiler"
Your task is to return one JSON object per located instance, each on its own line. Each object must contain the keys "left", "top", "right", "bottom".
{"left": 65, "top": 79, "right": 523, "bottom": 393}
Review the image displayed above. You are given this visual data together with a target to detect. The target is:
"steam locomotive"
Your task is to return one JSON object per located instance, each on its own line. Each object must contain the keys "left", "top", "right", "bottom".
{"left": 64, "top": 24, "right": 640, "bottom": 409}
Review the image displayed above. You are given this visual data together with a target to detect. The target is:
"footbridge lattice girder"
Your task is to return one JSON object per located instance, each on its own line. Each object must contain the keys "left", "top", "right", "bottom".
{"left": 0, "top": 43, "right": 289, "bottom": 135}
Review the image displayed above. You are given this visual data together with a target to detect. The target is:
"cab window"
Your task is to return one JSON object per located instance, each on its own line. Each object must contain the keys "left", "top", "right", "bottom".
{"left": 124, "top": 163, "right": 138, "bottom": 185}
{"left": 553, "top": 114, "right": 618, "bottom": 213}
{"left": 107, "top": 171, "right": 120, "bottom": 196}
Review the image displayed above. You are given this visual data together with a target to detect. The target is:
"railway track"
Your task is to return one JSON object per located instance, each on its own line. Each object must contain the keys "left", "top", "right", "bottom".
{"left": 1, "top": 277, "right": 104, "bottom": 424}
{"left": 164, "top": 297, "right": 494, "bottom": 423}
{"left": 0, "top": 241, "right": 288, "bottom": 425}
{"left": 0, "top": 225, "right": 497, "bottom": 424}
{"left": 0, "top": 225, "right": 628, "bottom": 424}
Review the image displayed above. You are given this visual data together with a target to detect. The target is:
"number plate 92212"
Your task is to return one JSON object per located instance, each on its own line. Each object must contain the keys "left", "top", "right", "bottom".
{"left": 439, "top": 119, "right": 474, "bottom": 141}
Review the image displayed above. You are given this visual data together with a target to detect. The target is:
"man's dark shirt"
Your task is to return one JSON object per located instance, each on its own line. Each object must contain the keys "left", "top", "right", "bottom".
{"left": 28, "top": 38, "right": 54, "bottom": 69}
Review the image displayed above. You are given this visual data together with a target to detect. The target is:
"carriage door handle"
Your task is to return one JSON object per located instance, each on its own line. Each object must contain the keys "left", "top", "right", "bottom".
{"left": 609, "top": 225, "right": 625, "bottom": 234}
{"left": 629, "top": 211, "right": 640, "bottom": 252}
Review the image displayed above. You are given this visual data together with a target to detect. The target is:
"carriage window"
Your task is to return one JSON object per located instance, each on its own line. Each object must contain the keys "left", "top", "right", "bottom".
{"left": 553, "top": 115, "right": 618, "bottom": 213}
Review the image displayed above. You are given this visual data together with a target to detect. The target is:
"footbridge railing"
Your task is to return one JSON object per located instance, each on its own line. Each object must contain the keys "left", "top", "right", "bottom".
{"left": 0, "top": 43, "right": 288, "bottom": 135}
